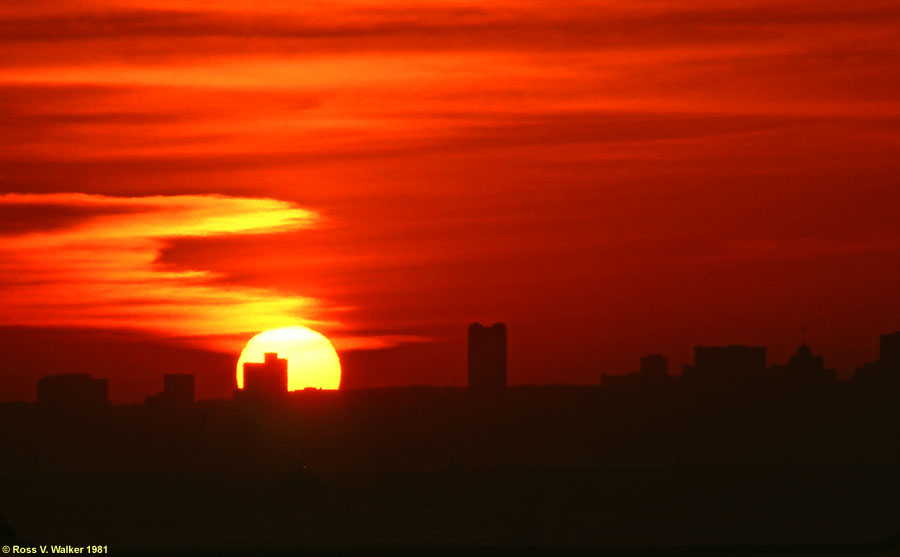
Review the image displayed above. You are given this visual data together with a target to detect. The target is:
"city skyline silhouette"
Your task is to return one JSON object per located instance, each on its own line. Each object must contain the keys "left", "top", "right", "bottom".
{"left": 18, "top": 324, "right": 900, "bottom": 405}
{"left": 2, "top": 322, "right": 898, "bottom": 550}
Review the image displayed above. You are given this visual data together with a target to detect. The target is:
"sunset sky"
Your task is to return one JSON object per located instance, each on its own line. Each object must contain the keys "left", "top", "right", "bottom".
{"left": 1, "top": 0, "right": 899, "bottom": 401}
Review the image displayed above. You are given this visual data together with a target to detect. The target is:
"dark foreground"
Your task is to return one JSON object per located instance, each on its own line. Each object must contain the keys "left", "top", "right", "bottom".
{"left": 1, "top": 382, "right": 898, "bottom": 552}
{"left": 1, "top": 466, "right": 898, "bottom": 552}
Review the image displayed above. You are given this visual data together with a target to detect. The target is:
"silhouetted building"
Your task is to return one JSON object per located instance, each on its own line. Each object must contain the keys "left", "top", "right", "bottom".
{"left": 852, "top": 331, "right": 900, "bottom": 389}
{"left": 880, "top": 332, "right": 900, "bottom": 369}
{"left": 685, "top": 345, "right": 766, "bottom": 384}
{"left": 242, "top": 352, "right": 288, "bottom": 399}
{"left": 146, "top": 373, "right": 195, "bottom": 408}
{"left": 640, "top": 354, "right": 668, "bottom": 378}
{"left": 604, "top": 353, "right": 671, "bottom": 389}
{"left": 600, "top": 354, "right": 670, "bottom": 390}
{"left": 468, "top": 323, "right": 507, "bottom": 394}
{"left": 784, "top": 343, "right": 835, "bottom": 384}
{"left": 37, "top": 374, "right": 108, "bottom": 414}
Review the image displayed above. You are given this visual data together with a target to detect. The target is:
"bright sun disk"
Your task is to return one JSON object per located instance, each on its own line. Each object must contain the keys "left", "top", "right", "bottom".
{"left": 236, "top": 325, "right": 341, "bottom": 391}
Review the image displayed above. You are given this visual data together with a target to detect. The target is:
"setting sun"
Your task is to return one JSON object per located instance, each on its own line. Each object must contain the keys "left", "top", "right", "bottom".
{"left": 236, "top": 326, "right": 341, "bottom": 391}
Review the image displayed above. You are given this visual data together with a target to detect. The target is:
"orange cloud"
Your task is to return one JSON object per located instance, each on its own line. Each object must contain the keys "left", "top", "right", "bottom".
{"left": 0, "top": 193, "right": 326, "bottom": 343}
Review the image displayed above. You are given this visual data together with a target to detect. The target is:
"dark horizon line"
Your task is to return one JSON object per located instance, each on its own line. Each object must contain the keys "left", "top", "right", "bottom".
{"left": 8, "top": 328, "right": 899, "bottom": 406}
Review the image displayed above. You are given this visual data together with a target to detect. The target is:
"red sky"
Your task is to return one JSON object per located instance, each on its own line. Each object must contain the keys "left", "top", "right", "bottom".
{"left": 1, "top": 0, "right": 899, "bottom": 401}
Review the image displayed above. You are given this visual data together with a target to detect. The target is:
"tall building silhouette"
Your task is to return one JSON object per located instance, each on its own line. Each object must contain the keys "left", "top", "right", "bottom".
{"left": 37, "top": 374, "right": 108, "bottom": 414}
{"left": 467, "top": 323, "right": 507, "bottom": 394}
{"left": 243, "top": 352, "right": 288, "bottom": 399}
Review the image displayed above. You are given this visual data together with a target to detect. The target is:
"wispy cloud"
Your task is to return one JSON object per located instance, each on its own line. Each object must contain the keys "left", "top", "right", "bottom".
{"left": 0, "top": 193, "right": 325, "bottom": 341}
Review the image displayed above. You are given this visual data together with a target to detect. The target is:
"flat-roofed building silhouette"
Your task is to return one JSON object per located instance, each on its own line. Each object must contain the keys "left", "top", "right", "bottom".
{"left": 854, "top": 331, "right": 900, "bottom": 389}
{"left": 687, "top": 345, "right": 766, "bottom": 384}
{"left": 604, "top": 353, "right": 670, "bottom": 389}
{"left": 468, "top": 322, "right": 507, "bottom": 394}
{"left": 147, "top": 373, "right": 195, "bottom": 408}
{"left": 243, "top": 352, "right": 288, "bottom": 399}
{"left": 37, "top": 374, "right": 108, "bottom": 414}
{"left": 880, "top": 331, "right": 900, "bottom": 368}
